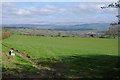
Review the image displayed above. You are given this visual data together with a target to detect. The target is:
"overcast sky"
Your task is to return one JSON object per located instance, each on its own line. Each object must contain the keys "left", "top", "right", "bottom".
{"left": 1, "top": 2, "right": 118, "bottom": 24}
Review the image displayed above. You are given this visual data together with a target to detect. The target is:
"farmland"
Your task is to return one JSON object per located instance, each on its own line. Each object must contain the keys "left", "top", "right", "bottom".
{"left": 4, "top": 28, "right": 108, "bottom": 37}
{"left": 2, "top": 34, "right": 119, "bottom": 78}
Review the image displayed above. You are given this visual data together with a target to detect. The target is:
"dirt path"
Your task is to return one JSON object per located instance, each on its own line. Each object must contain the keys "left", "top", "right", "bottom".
{"left": 2, "top": 44, "right": 68, "bottom": 78}
{"left": 2, "top": 44, "right": 51, "bottom": 71}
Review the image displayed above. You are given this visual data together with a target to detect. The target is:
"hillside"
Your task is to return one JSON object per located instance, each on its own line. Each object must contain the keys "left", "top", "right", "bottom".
{"left": 2, "top": 23, "right": 110, "bottom": 31}
{"left": 2, "top": 34, "right": 119, "bottom": 78}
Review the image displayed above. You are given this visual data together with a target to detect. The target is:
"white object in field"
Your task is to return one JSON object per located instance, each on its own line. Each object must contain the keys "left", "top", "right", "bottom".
{"left": 10, "top": 50, "right": 15, "bottom": 56}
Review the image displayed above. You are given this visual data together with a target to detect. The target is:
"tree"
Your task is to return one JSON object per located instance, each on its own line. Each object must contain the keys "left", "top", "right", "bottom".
{"left": 57, "top": 33, "right": 61, "bottom": 37}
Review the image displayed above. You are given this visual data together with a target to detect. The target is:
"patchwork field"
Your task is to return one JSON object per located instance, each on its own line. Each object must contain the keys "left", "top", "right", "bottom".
{"left": 5, "top": 28, "right": 108, "bottom": 37}
{"left": 2, "top": 34, "right": 119, "bottom": 78}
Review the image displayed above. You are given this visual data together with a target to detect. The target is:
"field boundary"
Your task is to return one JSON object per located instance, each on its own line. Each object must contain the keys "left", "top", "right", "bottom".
{"left": 2, "top": 43, "right": 51, "bottom": 70}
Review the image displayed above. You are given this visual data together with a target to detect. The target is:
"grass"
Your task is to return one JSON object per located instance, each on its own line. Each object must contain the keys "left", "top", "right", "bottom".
{"left": 2, "top": 52, "right": 39, "bottom": 78}
{"left": 3, "top": 35, "right": 118, "bottom": 58}
{"left": 2, "top": 34, "right": 119, "bottom": 78}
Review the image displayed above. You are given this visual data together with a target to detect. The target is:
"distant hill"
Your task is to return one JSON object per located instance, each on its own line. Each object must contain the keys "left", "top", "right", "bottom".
{"left": 2, "top": 23, "right": 110, "bottom": 31}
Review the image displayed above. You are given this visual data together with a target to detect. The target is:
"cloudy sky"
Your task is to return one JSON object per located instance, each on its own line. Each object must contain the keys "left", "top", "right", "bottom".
{"left": 1, "top": 2, "right": 117, "bottom": 24}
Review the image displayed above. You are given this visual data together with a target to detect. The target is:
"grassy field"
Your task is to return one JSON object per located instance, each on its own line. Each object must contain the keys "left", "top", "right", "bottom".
{"left": 2, "top": 34, "right": 119, "bottom": 78}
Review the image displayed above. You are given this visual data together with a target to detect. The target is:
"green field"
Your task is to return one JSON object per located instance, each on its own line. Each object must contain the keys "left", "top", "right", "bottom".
{"left": 3, "top": 35, "right": 118, "bottom": 57}
{"left": 2, "top": 34, "right": 119, "bottom": 78}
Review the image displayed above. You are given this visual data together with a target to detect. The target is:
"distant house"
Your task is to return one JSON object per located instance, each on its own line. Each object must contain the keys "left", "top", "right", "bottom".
{"left": 86, "top": 32, "right": 97, "bottom": 37}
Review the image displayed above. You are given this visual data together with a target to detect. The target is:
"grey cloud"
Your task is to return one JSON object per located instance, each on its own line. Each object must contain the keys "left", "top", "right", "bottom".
{"left": 2, "top": 3, "right": 67, "bottom": 18}
{"left": 1, "top": 2, "right": 117, "bottom": 24}
{"left": 2, "top": 2, "right": 116, "bottom": 18}
{"left": 68, "top": 3, "right": 117, "bottom": 15}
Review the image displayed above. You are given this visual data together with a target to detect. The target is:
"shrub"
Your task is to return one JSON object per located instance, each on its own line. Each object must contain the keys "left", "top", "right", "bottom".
{"left": 2, "top": 32, "right": 12, "bottom": 39}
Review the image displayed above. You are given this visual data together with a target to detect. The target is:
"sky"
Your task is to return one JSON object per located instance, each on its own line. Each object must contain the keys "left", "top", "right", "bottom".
{"left": 1, "top": 2, "right": 118, "bottom": 24}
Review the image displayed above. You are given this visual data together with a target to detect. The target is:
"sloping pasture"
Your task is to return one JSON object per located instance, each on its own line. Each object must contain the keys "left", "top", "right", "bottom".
{"left": 2, "top": 34, "right": 119, "bottom": 78}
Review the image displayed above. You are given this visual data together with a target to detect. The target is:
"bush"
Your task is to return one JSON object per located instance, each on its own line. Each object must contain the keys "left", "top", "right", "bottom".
{"left": 2, "top": 32, "right": 12, "bottom": 39}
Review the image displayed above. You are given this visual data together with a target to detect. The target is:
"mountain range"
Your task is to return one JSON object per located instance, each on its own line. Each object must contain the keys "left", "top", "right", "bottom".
{"left": 2, "top": 22, "right": 110, "bottom": 31}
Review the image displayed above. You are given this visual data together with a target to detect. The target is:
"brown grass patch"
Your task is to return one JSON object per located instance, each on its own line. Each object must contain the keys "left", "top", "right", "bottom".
{"left": 1, "top": 32, "right": 12, "bottom": 40}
